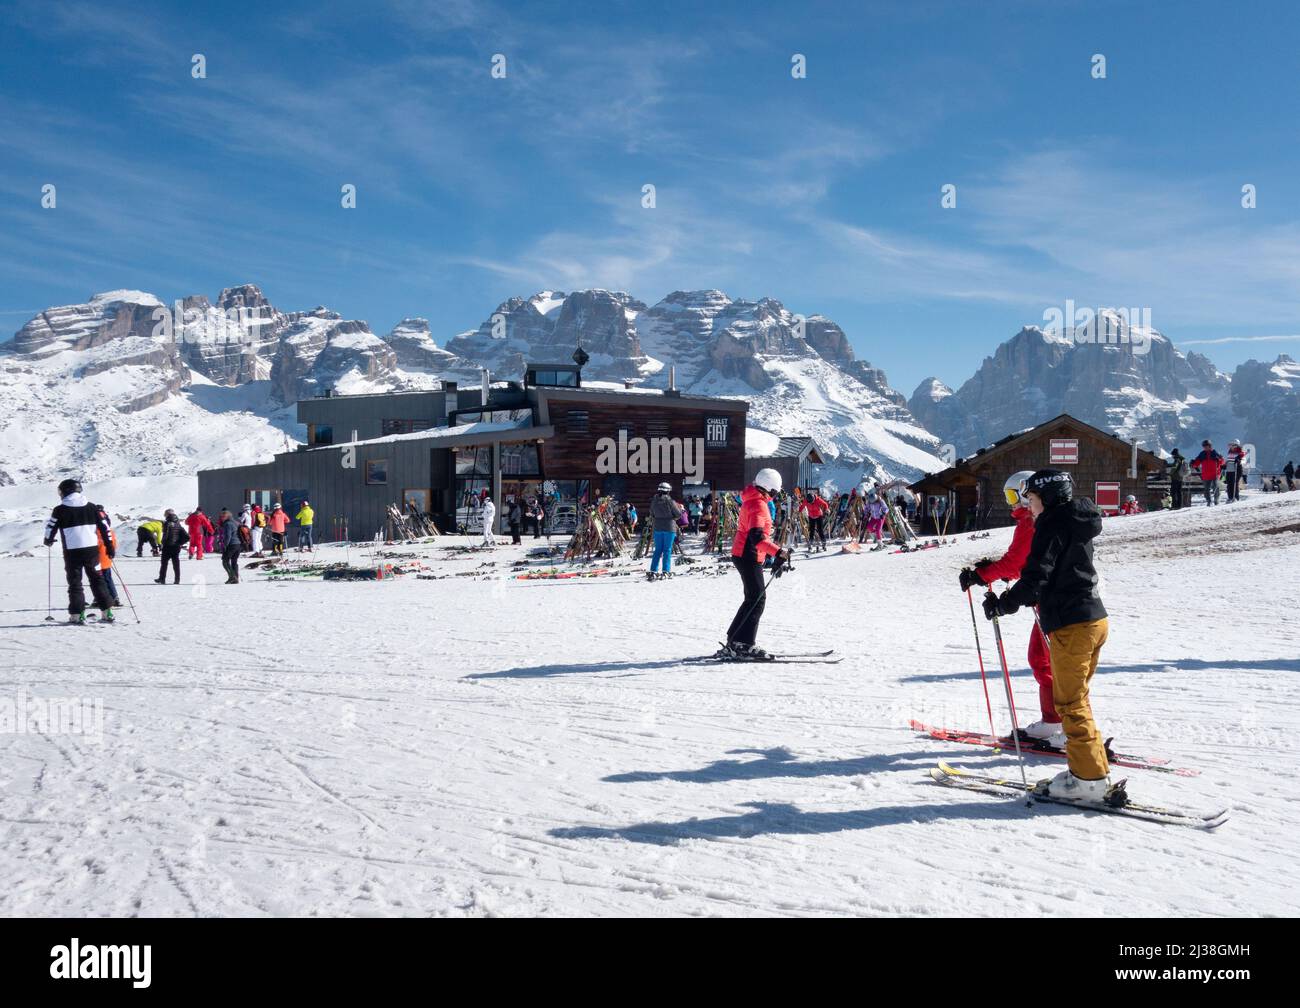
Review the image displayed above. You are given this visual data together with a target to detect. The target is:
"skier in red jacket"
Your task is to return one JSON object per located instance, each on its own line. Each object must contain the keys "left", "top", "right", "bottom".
{"left": 720, "top": 469, "right": 791, "bottom": 660}
{"left": 185, "top": 508, "right": 214, "bottom": 560}
{"left": 800, "top": 490, "right": 830, "bottom": 551}
{"left": 958, "top": 471, "right": 1061, "bottom": 745}
{"left": 1190, "top": 440, "right": 1224, "bottom": 506}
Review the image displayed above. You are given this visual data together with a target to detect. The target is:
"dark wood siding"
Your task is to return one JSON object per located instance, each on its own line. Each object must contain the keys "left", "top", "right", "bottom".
{"left": 541, "top": 396, "right": 747, "bottom": 502}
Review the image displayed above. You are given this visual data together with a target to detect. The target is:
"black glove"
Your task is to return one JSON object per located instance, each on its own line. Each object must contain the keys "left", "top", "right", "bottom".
{"left": 106, "top": 548, "right": 115, "bottom": 559}
{"left": 43, "top": 539, "right": 54, "bottom": 548}
{"left": 771, "top": 548, "right": 791, "bottom": 578}
{"left": 958, "top": 567, "right": 983, "bottom": 592}
{"left": 982, "top": 590, "right": 1020, "bottom": 621}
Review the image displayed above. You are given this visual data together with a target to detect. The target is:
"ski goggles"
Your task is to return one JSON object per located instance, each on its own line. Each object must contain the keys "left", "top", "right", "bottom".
{"left": 1004, "top": 486, "right": 1023, "bottom": 507}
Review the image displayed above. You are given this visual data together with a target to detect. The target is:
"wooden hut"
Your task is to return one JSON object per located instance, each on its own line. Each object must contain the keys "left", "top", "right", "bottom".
{"left": 908, "top": 414, "right": 1167, "bottom": 531}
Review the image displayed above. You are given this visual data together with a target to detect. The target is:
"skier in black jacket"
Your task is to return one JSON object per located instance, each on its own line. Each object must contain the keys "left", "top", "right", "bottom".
{"left": 983, "top": 469, "right": 1111, "bottom": 801}
{"left": 43, "top": 478, "right": 115, "bottom": 623}
{"left": 154, "top": 509, "right": 189, "bottom": 585}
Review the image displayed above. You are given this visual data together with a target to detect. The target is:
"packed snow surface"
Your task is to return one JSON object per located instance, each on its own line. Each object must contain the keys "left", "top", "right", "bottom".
{"left": 2, "top": 493, "right": 1297, "bottom": 916}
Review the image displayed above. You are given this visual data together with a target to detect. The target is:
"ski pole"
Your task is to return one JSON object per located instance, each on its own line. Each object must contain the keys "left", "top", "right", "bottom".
{"left": 987, "top": 597, "right": 1029, "bottom": 788}
{"left": 45, "top": 545, "right": 55, "bottom": 621}
{"left": 117, "top": 568, "right": 141, "bottom": 623}
{"left": 965, "top": 587, "right": 997, "bottom": 740}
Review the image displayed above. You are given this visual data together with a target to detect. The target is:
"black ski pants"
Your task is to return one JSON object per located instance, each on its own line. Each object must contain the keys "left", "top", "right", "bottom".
{"left": 1170, "top": 480, "right": 1182, "bottom": 510}
{"left": 159, "top": 546, "right": 182, "bottom": 584}
{"left": 726, "top": 556, "right": 767, "bottom": 647}
{"left": 137, "top": 527, "right": 157, "bottom": 556}
{"left": 65, "top": 546, "right": 112, "bottom": 614}
{"left": 222, "top": 543, "right": 241, "bottom": 582}
{"left": 810, "top": 515, "right": 827, "bottom": 547}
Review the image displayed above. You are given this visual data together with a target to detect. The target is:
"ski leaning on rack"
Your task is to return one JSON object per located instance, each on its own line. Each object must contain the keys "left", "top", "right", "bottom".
{"left": 928, "top": 761, "right": 1228, "bottom": 829}
{"left": 683, "top": 648, "right": 841, "bottom": 665}
{"left": 910, "top": 719, "right": 1198, "bottom": 776}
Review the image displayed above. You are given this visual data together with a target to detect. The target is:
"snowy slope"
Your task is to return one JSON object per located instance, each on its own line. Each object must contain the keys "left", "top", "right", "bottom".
{"left": 1, "top": 492, "right": 1296, "bottom": 916}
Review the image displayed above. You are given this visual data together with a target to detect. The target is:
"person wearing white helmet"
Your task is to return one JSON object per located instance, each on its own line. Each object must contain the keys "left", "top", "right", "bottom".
{"left": 1120, "top": 494, "right": 1143, "bottom": 516}
{"left": 647, "top": 481, "right": 685, "bottom": 580}
{"left": 958, "top": 471, "right": 1061, "bottom": 745}
{"left": 718, "top": 468, "right": 791, "bottom": 660}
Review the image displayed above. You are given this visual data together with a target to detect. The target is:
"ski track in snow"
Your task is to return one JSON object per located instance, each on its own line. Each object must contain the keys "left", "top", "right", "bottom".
{"left": 1, "top": 494, "right": 1298, "bottom": 917}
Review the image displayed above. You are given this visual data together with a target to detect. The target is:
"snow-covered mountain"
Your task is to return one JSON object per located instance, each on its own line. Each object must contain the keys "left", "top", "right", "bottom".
{"left": 1230, "top": 355, "right": 1300, "bottom": 469}
{"left": 908, "top": 314, "right": 1260, "bottom": 462}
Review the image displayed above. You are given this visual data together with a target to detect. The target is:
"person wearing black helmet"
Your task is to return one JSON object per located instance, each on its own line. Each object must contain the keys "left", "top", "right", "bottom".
{"left": 982, "top": 469, "right": 1111, "bottom": 800}
{"left": 42, "top": 478, "right": 116, "bottom": 624}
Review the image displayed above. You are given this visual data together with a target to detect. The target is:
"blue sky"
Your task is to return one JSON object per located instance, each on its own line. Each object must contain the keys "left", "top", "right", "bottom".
{"left": 2, "top": 0, "right": 1298, "bottom": 395}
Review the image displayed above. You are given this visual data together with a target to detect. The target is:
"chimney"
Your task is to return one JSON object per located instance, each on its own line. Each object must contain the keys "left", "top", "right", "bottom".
{"left": 623, "top": 380, "right": 633, "bottom": 390}
{"left": 669, "top": 365, "right": 676, "bottom": 391}
{"left": 444, "top": 380, "right": 458, "bottom": 417}
{"left": 480, "top": 367, "right": 491, "bottom": 405}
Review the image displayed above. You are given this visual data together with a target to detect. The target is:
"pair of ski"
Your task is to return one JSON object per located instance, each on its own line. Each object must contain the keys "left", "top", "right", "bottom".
{"left": 929, "top": 761, "right": 1228, "bottom": 830}
{"left": 910, "top": 720, "right": 1198, "bottom": 776}
{"left": 684, "top": 648, "right": 842, "bottom": 665}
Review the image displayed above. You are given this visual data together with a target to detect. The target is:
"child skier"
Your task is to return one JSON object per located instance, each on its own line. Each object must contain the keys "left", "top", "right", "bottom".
{"left": 720, "top": 468, "right": 791, "bottom": 660}
{"left": 42, "top": 478, "right": 115, "bottom": 624}
{"left": 982, "top": 469, "right": 1111, "bottom": 800}
{"left": 959, "top": 471, "right": 1060, "bottom": 745}
{"left": 95, "top": 505, "right": 122, "bottom": 608}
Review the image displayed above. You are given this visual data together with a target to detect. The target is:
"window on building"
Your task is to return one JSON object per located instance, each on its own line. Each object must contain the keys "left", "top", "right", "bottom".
{"left": 527, "top": 368, "right": 578, "bottom": 387}
{"left": 499, "top": 442, "right": 540, "bottom": 476}
{"left": 365, "top": 459, "right": 389, "bottom": 485}
{"left": 455, "top": 446, "right": 491, "bottom": 476}
{"left": 312, "top": 424, "right": 334, "bottom": 446}
{"left": 455, "top": 408, "right": 532, "bottom": 427}
{"left": 382, "top": 419, "right": 435, "bottom": 435}
{"left": 246, "top": 489, "right": 276, "bottom": 508}
{"left": 565, "top": 410, "right": 590, "bottom": 434}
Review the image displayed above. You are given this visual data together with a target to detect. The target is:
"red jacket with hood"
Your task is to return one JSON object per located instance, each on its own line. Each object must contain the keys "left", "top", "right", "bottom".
{"left": 976, "top": 505, "right": 1033, "bottom": 584}
{"left": 732, "top": 486, "right": 782, "bottom": 561}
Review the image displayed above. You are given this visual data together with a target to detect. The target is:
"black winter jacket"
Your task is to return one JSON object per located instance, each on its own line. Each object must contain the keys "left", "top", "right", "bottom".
{"left": 160, "top": 518, "right": 190, "bottom": 552}
{"left": 1003, "top": 498, "right": 1108, "bottom": 634}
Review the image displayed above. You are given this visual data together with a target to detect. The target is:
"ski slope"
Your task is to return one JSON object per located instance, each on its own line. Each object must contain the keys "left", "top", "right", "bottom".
{"left": 1, "top": 493, "right": 1297, "bottom": 917}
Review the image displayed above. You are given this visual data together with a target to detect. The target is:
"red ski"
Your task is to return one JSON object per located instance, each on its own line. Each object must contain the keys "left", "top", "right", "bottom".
{"left": 910, "top": 719, "right": 1199, "bottom": 777}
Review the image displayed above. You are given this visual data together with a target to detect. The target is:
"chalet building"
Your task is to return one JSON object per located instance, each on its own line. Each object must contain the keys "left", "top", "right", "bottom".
{"left": 744, "top": 433, "right": 825, "bottom": 492}
{"left": 908, "top": 414, "right": 1166, "bottom": 531}
{"left": 197, "top": 361, "right": 748, "bottom": 538}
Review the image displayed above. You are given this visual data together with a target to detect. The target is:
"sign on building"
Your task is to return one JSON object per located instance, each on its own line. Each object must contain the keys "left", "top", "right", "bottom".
{"left": 1094, "top": 481, "right": 1121, "bottom": 514}
{"left": 705, "top": 416, "right": 730, "bottom": 448}
{"left": 1050, "top": 438, "right": 1079, "bottom": 464}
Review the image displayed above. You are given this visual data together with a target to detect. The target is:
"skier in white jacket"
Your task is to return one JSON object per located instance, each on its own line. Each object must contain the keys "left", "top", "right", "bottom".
{"left": 480, "top": 495, "right": 496, "bottom": 547}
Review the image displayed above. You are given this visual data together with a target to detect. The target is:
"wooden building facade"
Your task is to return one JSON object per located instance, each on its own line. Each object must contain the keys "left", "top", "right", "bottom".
{"left": 908, "top": 414, "right": 1167, "bottom": 531}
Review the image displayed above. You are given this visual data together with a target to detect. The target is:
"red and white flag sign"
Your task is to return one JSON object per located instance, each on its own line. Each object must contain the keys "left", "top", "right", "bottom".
{"left": 1049, "top": 438, "right": 1079, "bottom": 464}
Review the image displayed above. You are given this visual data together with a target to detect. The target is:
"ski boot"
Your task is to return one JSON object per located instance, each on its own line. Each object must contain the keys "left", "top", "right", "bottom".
{"left": 69, "top": 612, "right": 85, "bottom": 625}
{"left": 1019, "top": 720, "right": 1066, "bottom": 750}
{"left": 101, "top": 609, "right": 115, "bottom": 623}
{"left": 1037, "top": 769, "right": 1113, "bottom": 802}
{"left": 153, "top": 577, "right": 165, "bottom": 584}
{"left": 732, "top": 642, "right": 774, "bottom": 662}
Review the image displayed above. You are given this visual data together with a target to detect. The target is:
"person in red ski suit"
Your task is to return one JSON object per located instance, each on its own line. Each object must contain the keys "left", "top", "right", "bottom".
{"left": 186, "top": 508, "right": 214, "bottom": 559}
{"left": 959, "top": 493, "right": 1058, "bottom": 738}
